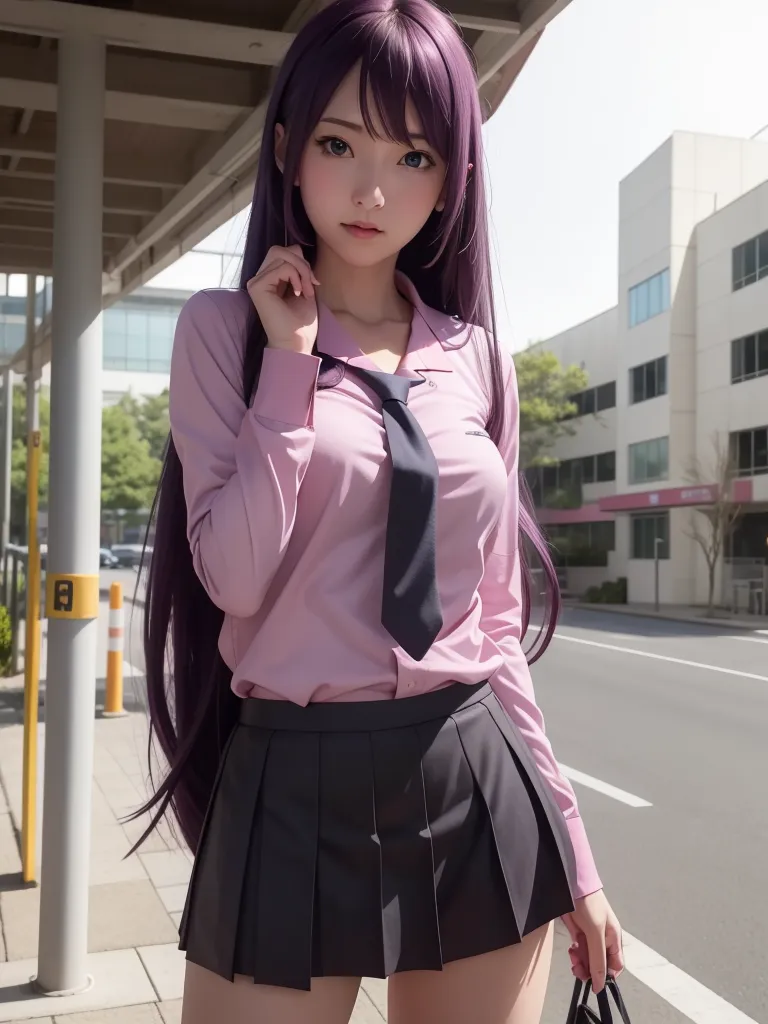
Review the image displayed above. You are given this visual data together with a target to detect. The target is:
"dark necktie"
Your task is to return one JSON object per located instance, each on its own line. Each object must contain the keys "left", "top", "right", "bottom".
{"left": 343, "top": 363, "right": 443, "bottom": 661}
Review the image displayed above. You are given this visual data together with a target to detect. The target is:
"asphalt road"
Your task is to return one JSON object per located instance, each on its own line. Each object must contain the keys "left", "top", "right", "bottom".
{"left": 533, "top": 606, "right": 768, "bottom": 1023}
{"left": 111, "top": 574, "right": 768, "bottom": 1023}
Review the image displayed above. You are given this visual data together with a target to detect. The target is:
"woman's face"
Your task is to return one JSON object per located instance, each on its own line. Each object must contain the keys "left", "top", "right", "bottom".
{"left": 286, "top": 66, "right": 447, "bottom": 268}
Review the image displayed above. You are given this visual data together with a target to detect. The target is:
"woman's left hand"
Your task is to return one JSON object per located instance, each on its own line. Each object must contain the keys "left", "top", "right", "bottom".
{"left": 561, "top": 890, "right": 624, "bottom": 993}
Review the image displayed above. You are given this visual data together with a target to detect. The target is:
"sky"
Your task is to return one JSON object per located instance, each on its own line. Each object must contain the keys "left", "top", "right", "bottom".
{"left": 149, "top": 0, "right": 768, "bottom": 351}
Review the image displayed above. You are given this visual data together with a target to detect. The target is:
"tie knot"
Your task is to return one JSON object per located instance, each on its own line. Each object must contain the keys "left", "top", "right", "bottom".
{"left": 344, "top": 364, "right": 416, "bottom": 405}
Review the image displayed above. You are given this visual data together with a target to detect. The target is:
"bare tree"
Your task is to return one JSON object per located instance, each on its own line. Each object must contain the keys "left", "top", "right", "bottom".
{"left": 683, "top": 435, "right": 741, "bottom": 615}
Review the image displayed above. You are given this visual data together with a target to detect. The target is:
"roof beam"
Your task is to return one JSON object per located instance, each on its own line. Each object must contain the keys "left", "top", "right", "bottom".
{"left": 0, "top": 76, "right": 246, "bottom": 132}
{"left": 0, "top": 178, "right": 165, "bottom": 217}
{"left": 0, "top": 207, "right": 141, "bottom": 242}
{"left": 0, "top": 134, "right": 189, "bottom": 190}
{"left": 473, "top": 0, "right": 571, "bottom": 91}
{"left": 0, "top": 0, "right": 294, "bottom": 66}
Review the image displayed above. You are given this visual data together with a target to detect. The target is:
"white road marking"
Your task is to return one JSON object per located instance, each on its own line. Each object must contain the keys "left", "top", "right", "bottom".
{"left": 551, "top": 632, "right": 768, "bottom": 683}
{"left": 724, "top": 635, "right": 768, "bottom": 644}
{"left": 623, "top": 930, "right": 761, "bottom": 1023}
{"left": 558, "top": 764, "right": 652, "bottom": 807}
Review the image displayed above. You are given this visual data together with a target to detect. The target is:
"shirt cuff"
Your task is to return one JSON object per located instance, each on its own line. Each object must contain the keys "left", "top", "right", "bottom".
{"left": 566, "top": 815, "right": 603, "bottom": 899}
{"left": 252, "top": 348, "right": 321, "bottom": 427}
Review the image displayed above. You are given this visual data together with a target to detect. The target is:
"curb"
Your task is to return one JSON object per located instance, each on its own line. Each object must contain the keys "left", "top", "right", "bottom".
{"left": 564, "top": 600, "right": 767, "bottom": 634}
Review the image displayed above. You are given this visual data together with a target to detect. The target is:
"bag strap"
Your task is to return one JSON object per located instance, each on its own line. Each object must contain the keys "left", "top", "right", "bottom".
{"left": 567, "top": 978, "right": 632, "bottom": 1024}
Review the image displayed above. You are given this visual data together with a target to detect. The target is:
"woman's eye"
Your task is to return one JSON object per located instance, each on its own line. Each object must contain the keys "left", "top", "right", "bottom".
{"left": 321, "top": 137, "right": 350, "bottom": 157}
{"left": 402, "top": 151, "right": 434, "bottom": 170}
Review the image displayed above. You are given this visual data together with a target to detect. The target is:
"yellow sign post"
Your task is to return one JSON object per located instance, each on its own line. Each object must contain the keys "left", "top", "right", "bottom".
{"left": 21, "top": 430, "right": 42, "bottom": 884}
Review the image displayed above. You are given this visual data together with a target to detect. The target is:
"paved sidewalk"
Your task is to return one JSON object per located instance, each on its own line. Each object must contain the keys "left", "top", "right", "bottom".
{"left": 566, "top": 599, "right": 768, "bottom": 631}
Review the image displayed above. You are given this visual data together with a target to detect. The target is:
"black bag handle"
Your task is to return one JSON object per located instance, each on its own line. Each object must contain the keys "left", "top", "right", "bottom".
{"left": 566, "top": 977, "right": 632, "bottom": 1023}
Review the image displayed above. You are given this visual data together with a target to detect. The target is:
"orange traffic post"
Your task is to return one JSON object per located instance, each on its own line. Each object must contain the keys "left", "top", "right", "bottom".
{"left": 104, "top": 581, "right": 127, "bottom": 717}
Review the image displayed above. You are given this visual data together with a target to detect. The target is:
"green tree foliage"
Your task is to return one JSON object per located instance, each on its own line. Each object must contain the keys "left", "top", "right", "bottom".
{"left": 10, "top": 385, "right": 49, "bottom": 539}
{"left": 101, "top": 402, "right": 161, "bottom": 511}
{"left": 120, "top": 390, "right": 169, "bottom": 463}
{"left": 513, "top": 348, "right": 589, "bottom": 468}
{"left": 8, "top": 386, "right": 168, "bottom": 530}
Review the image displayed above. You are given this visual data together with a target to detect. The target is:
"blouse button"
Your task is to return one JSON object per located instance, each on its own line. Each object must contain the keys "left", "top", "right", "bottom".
{"left": 428, "top": 380, "right": 437, "bottom": 388}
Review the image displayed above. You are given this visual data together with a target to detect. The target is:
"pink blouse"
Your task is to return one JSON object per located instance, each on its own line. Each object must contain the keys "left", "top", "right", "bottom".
{"left": 169, "top": 273, "right": 602, "bottom": 899}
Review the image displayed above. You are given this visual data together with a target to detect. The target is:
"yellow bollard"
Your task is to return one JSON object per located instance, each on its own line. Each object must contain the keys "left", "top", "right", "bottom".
{"left": 21, "top": 430, "right": 42, "bottom": 884}
{"left": 104, "top": 582, "right": 127, "bottom": 717}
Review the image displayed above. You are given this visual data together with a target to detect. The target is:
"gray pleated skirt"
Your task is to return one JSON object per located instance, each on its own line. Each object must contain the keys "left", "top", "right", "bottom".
{"left": 178, "top": 681, "right": 577, "bottom": 990}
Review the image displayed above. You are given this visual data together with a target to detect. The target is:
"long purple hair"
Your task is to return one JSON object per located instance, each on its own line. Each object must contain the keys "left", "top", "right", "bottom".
{"left": 133, "top": 0, "right": 559, "bottom": 854}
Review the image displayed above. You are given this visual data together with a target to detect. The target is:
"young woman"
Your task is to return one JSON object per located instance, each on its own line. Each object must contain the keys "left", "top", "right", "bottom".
{"left": 137, "top": 1, "right": 623, "bottom": 1021}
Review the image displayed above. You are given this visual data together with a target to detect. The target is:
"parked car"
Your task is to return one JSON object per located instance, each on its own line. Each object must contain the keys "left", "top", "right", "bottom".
{"left": 100, "top": 548, "right": 119, "bottom": 568}
{"left": 110, "top": 544, "right": 146, "bottom": 568}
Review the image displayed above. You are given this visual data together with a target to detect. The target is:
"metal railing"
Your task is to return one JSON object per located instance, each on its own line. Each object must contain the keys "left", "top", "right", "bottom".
{"left": 1, "top": 543, "right": 44, "bottom": 675}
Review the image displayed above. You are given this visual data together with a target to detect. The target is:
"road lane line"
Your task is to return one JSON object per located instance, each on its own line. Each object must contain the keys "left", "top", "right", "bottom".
{"left": 558, "top": 765, "right": 652, "bottom": 807}
{"left": 623, "top": 930, "right": 760, "bottom": 1023}
{"left": 724, "top": 635, "right": 768, "bottom": 644}
{"left": 551, "top": 633, "right": 768, "bottom": 682}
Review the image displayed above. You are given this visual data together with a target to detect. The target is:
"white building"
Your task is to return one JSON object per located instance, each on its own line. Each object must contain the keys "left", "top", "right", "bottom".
{"left": 531, "top": 131, "right": 768, "bottom": 610}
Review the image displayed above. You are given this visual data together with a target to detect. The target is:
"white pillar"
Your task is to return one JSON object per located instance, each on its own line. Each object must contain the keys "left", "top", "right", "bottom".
{"left": 25, "top": 276, "right": 40, "bottom": 548}
{"left": 37, "top": 34, "right": 105, "bottom": 996}
{"left": 0, "top": 369, "right": 12, "bottom": 554}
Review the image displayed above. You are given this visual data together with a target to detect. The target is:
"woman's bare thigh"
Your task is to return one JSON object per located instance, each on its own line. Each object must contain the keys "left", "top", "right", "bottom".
{"left": 181, "top": 961, "right": 362, "bottom": 1024}
{"left": 387, "top": 922, "right": 555, "bottom": 1024}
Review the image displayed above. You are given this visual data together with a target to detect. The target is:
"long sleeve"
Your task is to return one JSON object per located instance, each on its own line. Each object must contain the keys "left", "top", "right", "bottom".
{"left": 478, "top": 348, "right": 602, "bottom": 900}
{"left": 169, "top": 290, "right": 322, "bottom": 618}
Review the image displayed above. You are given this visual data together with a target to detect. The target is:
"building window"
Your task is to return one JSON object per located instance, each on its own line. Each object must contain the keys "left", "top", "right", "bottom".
{"left": 596, "top": 450, "right": 616, "bottom": 482}
{"left": 731, "top": 330, "right": 768, "bottom": 384}
{"left": 102, "top": 300, "right": 182, "bottom": 373}
{"left": 631, "top": 512, "right": 670, "bottom": 559}
{"left": 549, "top": 521, "right": 616, "bottom": 567}
{"left": 629, "top": 269, "right": 670, "bottom": 327}
{"left": 629, "top": 436, "right": 669, "bottom": 484}
{"left": 730, "top": 426, "right": 768, "bottom": 476}
{"left": 630, "top": 356, "right": 667, "bottom": 404}
{"left": 526, "top": 451, "right": 616, "bottom": 508}
{"left": 569, "top": 381, "right": 616, "bottom": 418}
{"left": 732, "top": 231, "right": 768, "bottom": 291}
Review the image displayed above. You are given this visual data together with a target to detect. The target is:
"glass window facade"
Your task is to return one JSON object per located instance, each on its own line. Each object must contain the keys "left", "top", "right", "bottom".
{"left": 548, "top": 521, "right": 616, "bottom": 568}
{"left": 731, "top": 329, "right": 768, "bottom": 384}
{"left": 630, "top": 356, "right": 667, "bottom": 403}
{"left": 628, "top": 268, "right": 670, "bottom": 327}
{"left": 631, "top": 512, "right": 670, "bottom": 559}
{"left": 569, "top": 380, "right": 616, "bottom": 418}
{"left": 628, "top": 436, "right": 669, "bottom": 484}
{"left": 732, "top": 231, "right": 768, "bottom": 291}
{"left": 730, "top": 426, "right": 768, "bottom": 476}
{"left": 103, "top": 297, "right": 184, "bottom": 374}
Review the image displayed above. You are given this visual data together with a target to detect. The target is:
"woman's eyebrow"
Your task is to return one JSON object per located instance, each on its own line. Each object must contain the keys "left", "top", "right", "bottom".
{"left": 318, "top": 116, "right": 427, "bottom": 142}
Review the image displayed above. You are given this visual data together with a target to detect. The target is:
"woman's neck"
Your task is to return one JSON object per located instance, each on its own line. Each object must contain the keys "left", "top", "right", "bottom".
{"left": 312, "top": 245, "right": 410, "bottom": 326}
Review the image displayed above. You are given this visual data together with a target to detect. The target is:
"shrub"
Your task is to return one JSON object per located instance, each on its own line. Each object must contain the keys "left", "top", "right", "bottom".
{"left": 583, "top": 578, "right": 628, "bottom": 605}
{"left": 0, "top": 604, "right": 13, "bottom": 676}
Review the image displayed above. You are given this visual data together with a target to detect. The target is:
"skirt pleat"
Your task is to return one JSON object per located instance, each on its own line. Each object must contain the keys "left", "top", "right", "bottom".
{"left": 238, "top": 730, "right": 320, "bottom": 990}
{"left": 179, "top": 682, "right": 578, "bottom": 990}
{"left": 180, "top": 726, "right": 270, "bottom": 980}
{"left": 314, "top": 731, "right": 384, "bottom": 979}
{"left": 370, "top": 726, "right": 443, "bottom": 975}
{"left": 483, "top": 695, "right": 577, "bottom": 901}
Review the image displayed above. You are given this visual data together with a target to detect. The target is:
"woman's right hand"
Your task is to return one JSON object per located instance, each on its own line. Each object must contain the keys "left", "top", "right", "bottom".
{"left": 246, "top": 244, "right": 320, "bottom": 355}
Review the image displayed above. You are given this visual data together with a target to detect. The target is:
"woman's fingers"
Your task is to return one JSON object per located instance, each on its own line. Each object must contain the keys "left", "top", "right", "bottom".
{"left": 249, "top": 246, "right": 317, "bottom": 299}
{"left": 606, "top": 919, "right": 624, "bottom": 978}
{"left": 585, "top": 922, "right": 608, "bottom": 994}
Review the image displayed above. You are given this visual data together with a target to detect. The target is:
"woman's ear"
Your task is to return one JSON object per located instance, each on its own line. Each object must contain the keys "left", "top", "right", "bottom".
{"left": 274, "top": 123, "right": 287, "bottom": 174}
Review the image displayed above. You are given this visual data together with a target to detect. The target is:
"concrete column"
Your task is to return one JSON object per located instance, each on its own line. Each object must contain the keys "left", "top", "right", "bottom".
{"left": 37, "top": 34, "right": 105, "bottom": 996}
{"left": 0, "top": 369, "right": 12, "bottom": 554}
